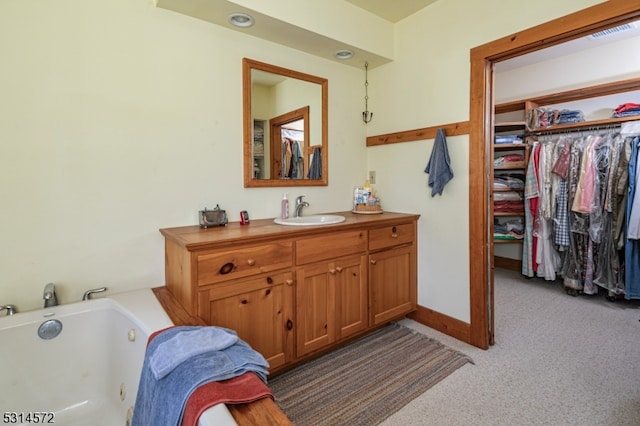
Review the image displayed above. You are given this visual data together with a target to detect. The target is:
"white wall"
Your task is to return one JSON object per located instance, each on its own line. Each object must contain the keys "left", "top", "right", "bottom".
{"left": 366, "top": 0, "right": 604, "bottom": 322}
{"left": 0, "top": 0, "right": 367, "bottom": 311}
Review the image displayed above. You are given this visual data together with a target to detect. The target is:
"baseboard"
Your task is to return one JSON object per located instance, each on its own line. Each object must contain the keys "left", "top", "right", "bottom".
{"left": 494, "top": 255, "right": 521, "bottom": 272}
{"left": 408, "top": 305, "right": 471, "bottom": 344}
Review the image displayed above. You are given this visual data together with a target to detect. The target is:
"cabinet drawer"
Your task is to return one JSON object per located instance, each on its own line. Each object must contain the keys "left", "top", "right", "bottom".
{"left": 197, "top": 241, "right": 293, "bottom": 285}
{"left": 296, "top": 230, "right": 367, "bottom": 265}
{"left": 369, "top": 223, "right": 415, "bottom": 251}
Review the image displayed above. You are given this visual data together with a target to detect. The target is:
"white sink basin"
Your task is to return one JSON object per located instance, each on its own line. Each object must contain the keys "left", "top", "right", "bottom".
{"left": 274, "top": 215, "right": 346, "bottom": 226}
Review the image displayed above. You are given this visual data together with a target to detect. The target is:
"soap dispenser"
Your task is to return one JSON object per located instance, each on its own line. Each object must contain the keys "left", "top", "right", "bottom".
{"left": 281, "top": 193, "right": 289, "bottom": 219}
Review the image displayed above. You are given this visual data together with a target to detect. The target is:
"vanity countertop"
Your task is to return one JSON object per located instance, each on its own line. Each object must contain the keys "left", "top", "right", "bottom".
{"left": 160, "top": 211, "right": 420, "bottom": 250}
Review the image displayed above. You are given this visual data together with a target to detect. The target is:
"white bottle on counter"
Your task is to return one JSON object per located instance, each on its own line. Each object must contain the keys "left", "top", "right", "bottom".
{"left": 281, "top": 193, "right": 289, "bottom": 219}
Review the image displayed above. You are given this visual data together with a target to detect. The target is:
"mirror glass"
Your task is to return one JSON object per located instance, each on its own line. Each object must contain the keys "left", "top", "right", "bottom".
{"left": 243, "top": 58, "right": 328, "bottom": 187}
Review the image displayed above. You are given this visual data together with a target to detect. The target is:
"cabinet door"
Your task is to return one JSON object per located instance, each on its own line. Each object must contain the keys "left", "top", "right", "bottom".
{"left": 295, "top": 262, "right": 335, "bottom": 357}
{"left": 335, "top": 254, "right": 368, "bottom": 340}
{"left": 295, "top": 254, "right": 368, "bottom": 357}
{"left": 369, "top": 245, "right": 416, "bottom": 325}
{"left": 198, "top": 272, "right": 294, "bottom": 370}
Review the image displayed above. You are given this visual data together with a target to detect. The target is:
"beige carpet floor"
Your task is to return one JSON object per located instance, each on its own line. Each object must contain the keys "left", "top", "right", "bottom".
{"left": 382, "top": 268, "right": 640, "bottom": 426}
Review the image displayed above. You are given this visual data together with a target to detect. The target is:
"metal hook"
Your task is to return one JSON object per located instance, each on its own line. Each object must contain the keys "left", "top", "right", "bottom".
{"left": 363, "top": 61, "right": 373, "bottom": 123}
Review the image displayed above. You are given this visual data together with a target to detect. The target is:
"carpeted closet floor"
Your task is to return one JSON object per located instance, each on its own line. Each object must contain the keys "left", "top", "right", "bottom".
{"left": 382, "top": 267, "right": 640, "bottom": 426}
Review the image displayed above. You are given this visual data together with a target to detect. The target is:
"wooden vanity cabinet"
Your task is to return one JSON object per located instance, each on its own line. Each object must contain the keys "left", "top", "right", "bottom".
{"left": 165, "top": 237, "right": 295, "bottom": 370}
{"left": 369, "top": 222, "right": 417, "bottom": 326}
{"left": 197, "top": 271, "right": 294, "bottom": 370}
{"left": 160, "top": 211, "right": 418, "bottom": 373}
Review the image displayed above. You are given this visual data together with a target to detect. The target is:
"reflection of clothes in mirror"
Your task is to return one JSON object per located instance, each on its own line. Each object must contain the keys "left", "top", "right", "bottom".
{"left": 281, "top": 138, "right": 304, "bottom": 179}
{"left": 308, "top": 147, "right": 322, "bottom": 179}
{"left": 280, "top": 127, "right": 304, "bottom": 179}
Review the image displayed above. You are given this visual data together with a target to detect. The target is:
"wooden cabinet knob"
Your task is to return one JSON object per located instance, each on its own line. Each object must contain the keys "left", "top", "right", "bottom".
{"left": 370, "top": 259, "right": 377, "bottom": 265}
{"left": 329, "top": 268, "right": 336, "bottom": 275}
{"left": 335, "top": 266, "right": 343, "bottom": 273}
{"left": 391, "top": 233, "right": 398, "bottom": 238}
{"left": 247, "top": 259, "right": 256, "bottom": 266}
{"left": 285, "top": 279, "right": 294, "bottom": 286}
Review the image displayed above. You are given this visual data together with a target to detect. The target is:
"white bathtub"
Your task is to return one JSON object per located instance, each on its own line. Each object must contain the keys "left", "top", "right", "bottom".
{"left": 0, "top": 289, "right": 236, "bottom": 426}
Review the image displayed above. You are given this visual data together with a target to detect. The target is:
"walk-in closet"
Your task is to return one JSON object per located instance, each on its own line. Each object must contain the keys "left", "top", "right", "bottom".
{"left": 491, "top": 24, "right": 640, "bottom": 307}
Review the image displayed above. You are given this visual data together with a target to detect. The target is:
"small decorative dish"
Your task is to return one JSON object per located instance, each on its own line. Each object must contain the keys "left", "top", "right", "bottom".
{"left": 352, "top": 209, "right": 384, "bottom": 215}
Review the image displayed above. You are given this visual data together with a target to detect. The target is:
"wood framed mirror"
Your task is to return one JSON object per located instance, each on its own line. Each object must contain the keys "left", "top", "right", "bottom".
{"left": 243, "top": 58, "right": 328, "bottom": 187}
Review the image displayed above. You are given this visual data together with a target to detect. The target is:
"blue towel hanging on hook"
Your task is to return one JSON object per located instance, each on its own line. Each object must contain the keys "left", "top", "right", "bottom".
{"left": 424, "top": 128, "right": 454, "bottom": 196}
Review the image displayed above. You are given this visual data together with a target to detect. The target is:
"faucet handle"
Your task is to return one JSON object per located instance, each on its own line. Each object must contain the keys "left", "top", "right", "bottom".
{"left": 0, "top": 304, "right": 16, "bottom": 316}
{"left": 43, "top": 282, "right": 58, "bottom": 308}
{"left": 83, "top": 286, "right": 107, "bottom": 301}
{"left": 296, "top": 195, "right": 306, "bottom": 204}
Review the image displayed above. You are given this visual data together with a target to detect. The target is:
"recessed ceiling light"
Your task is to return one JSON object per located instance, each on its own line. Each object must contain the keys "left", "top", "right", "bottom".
{"left": 335, "top": 50, "right": 354, "bottom": 60}
{"left": 228, "top": 13, "right": 254, "bottom": 28}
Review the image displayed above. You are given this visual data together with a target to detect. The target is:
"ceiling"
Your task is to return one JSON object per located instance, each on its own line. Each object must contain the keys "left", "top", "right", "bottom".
{"left": 345, "top": 1, "right": 640, "bottom": 71}
{"left": 344, "top": 0, "right": 439, "bottom": 23}
{"left": 155, "top": 0, "right": 401, "bottom": 68}
{"left": 495, "top": 19, "right": 640, "bottom": 71}
{"left": 154, "top": 1, "right": 640, "bottom": 70}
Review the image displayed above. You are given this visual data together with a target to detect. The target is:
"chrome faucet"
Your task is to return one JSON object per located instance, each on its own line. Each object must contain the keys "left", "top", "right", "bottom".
{"left": 295, "top": 195, "right": 309, "bottom": 217}
{"left": 0, "top": 304, "right": 16, "bottom": 316}
{"left": 43, "top": 283, "right": 58, "bottom": 308}
{"left": 83, "top": 286, "right": 107, "bottom": 301}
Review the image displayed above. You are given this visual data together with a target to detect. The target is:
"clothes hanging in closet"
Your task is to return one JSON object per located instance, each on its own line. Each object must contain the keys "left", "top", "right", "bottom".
{"left": 625, "top": 136, "right": 640, "bottom": 299}
{"left": 521, "top": 128, "right": 639, "bottom": 299}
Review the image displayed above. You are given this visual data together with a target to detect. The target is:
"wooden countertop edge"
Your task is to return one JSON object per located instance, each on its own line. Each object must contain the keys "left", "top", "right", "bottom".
{"left": 152, "top": 287, "right": 293, "bottom": 426}
{"left": 160, "top": 211, "right": 421, "bottom": 250}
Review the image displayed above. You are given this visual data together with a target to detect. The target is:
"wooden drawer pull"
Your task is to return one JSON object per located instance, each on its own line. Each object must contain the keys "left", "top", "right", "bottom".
{"left": 335, "top": 266, "right": 343, "bottom": 273}
{"left": 329, "top": 268, "right": 336, "bottom": 275}
{"left": 219, "top": 262, "right": 235, "bottom": 275}
{"left": 285, "top": 279, "right": 294, "bottom": 286}
{"left": 370, "top": 259, "right": 377, "bottom": 265}
{"left": 266, "top": 276, "right": 273, "bottom": 284}
{"left": 247, "top": 259, "right": 256, "bottom": 266}
{"left": 391, "top": 233, "right": 398, "bottom": 238}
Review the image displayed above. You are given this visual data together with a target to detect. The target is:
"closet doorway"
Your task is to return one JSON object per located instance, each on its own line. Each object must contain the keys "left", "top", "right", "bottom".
{"left": 467, "top": 0, "right": 640, "bottom": 349}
